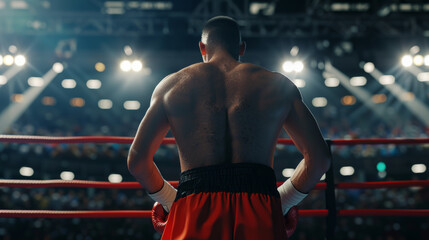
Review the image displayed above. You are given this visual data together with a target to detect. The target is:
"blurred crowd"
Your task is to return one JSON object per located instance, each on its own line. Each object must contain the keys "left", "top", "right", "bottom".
{"left": 0, "top": 108, "right": 429, "bottom": 239}
{"left": 1, "top": 181, "right": 428, "bottom": 239}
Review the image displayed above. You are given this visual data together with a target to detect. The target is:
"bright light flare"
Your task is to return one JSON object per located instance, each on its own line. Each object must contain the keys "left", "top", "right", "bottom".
{"left": 413, "top": 55, "right": 424, "bottom": 66}
{"left": 282, "top": 61, "right": 294, "bottom": 73}
{"left": 120, "top": 60, "right": 131, "bottom": 72}
{"left": 131, "top": 60, "right": 143, "bottom": 72}
{"left": 3, "top": 55, "right": 14, "bottom": 66}
{"left": 401, "top": 55, "right": 413, "bottom": 67}
{"left": 52, "top": 62, "right": 64, "bottom": 73}
{"left": 425, "top": 55, "right": 429, "bottom": 66}
{"left": 294, "top": 61, "right": 304, "bottom": 72}
{"left": 14, "top": 55, "right": 26, "bottom": 66}
{"left": 363, "top": 62, "right": 374, "bottom": 73}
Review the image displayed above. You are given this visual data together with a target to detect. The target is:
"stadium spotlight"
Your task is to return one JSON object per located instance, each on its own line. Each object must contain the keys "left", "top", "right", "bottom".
{"left": 123, "top": 100, "right": 140, "bottom": 110}
{"left": 14, "top": 55, "right": 26, "bottom": 66}
{"left": 425, "top": 55, "right": 429, "bottom": 66}
{"left": 95, "top": 62, "right": 106, "bottom": 72}
{"left": 0, "top": 55, "right": 3, "bottom": 66}
{"left": 312, "top": 97, "right": 328, "bottom": 107}
{"left": 52, "top": 62, "right": 64, "bottom": 73}
{"left": 363, "top": 62, "right": 375, "bottom": 73}
{"left": 19, "top": 166, "right": 34, "bottom": 177}
{"left": 120, "top": 60, "right": 131, "bottom": 72}
{"left": 60, "top": 171, "right": 75, "bottom": 180}
{"left": 8, "top": 45, "right": 17, "bottom": 53}
{"left": 98, "top": 99, "right": 113, "bottom": 109}
{"left": 282, "top": 61, "right": 294, "bottom": 73}
{"left": 293, "top": 61, "right": 304, "bottom": 72}
{"left": 61, "top": 79, "right": 76, "bottom": 89}
{"left": 3, "top": 55, "right": 14, "bottom": 66}
{"left": 86, "top": 79, "right": 102, "bottom": 89}
{"left": 325, "top": 77, "right": 340, "bottom": 87}
{"left": 413, "top": 55, "right": 424, "bottom": 66}
{"left": 282, "top": 168, "right": 294, "bottom": 178}
{"left": 131, "top": 60, "right": 143, "bottom": 72}
{"left": 401, "top": 55, "right": 413, "bottom": 67}
{"left": 108, "top": 173, "right": 123, "bottom": 183}
{"left": 411, "top": 164, "right": 426, "bottom": 174}
{"left": 350, "top": 76, "right": 367, "bottom": 86}
{"left": 339, "top": 166, "right": 354, "bottom": 176}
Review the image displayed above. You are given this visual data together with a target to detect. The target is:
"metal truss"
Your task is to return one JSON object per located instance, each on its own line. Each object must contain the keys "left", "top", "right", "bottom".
{"left": 0, "top": 0, "right": 428, "bottom": 38}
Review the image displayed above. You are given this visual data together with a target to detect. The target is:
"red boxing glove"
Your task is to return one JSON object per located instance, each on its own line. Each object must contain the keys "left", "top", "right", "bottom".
{"left": 284, "top": 206, "right": 299, "bottom": 238}
{"left": 152, "top": 202, "right": 169, "bottom": 234}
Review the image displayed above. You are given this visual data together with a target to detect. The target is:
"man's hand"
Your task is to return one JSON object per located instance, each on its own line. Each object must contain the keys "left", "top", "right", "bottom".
{"left": 284, "top": 206, "right": 299, "bottom": 238}
{"left": 152, "top": 202, "right": 169, "bottom": 234}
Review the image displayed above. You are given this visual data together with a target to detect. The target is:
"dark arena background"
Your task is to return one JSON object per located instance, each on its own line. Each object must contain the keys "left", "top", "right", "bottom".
{"left": 1, "top": 0, "right": 429, "bottom": 239}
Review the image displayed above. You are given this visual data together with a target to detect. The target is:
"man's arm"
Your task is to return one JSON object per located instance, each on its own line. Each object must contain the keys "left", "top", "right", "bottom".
{"left": 282, "top": 80, "right": 331, "bottom": 193}
{"left": 127, "top": 79, "right": 170, "bottom": 193}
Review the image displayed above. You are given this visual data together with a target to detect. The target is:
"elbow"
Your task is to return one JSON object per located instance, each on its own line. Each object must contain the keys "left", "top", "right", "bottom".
{"left": 127, "top": 148, "right": 146, "bottom": 177}
{"left": 304, "top": 148, "right": 332, "bottom": 175}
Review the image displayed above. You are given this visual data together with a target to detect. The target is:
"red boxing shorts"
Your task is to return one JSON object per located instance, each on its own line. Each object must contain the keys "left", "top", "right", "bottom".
{"left": 161, "top": 163, "right": 287, "bottom": 240}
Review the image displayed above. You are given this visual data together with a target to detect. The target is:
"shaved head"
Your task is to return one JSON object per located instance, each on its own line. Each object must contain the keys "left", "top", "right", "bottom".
{"left": 201, "top": 16, "right": 242, "bottom": 60}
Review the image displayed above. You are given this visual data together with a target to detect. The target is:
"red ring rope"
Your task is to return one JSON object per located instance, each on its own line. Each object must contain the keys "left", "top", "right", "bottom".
{"left": 1, "top": 209, "right": 428, "bottom": 218}
{"left": 1, "top": 179, "right": 429, "bottom": 189}
{"left": 1, "top": 135, "right": 428, "bottom": 222}
{"left": 1, "top": 135, "right": 429, "bottom": 145}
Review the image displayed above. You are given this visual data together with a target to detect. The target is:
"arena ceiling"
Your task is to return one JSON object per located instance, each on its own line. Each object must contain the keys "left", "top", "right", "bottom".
{"left": 0, "top": 0, "right": 428, "bottom": 38}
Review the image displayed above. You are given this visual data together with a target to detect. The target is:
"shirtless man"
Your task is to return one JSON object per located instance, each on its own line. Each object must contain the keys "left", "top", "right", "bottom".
{"left": 128, "top": 16, "right": 331, "bottom": 239}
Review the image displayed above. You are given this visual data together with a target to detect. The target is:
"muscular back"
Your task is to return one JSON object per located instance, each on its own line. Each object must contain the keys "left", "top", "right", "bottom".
{"left": 158, "top": 62, "right": 297, "bottom": 171}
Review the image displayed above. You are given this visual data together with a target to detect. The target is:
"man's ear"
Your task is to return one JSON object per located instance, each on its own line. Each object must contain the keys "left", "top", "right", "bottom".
{"left": 239, "top": 41, "right": 246, "bottom": 56}
{"left": 199, "top": 41, "right": 206, "bottom": 55}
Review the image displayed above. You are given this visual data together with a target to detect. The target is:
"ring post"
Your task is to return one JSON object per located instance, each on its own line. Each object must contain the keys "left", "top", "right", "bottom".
{"left": 325, "top": 139, "right": 337, "bottom": 240}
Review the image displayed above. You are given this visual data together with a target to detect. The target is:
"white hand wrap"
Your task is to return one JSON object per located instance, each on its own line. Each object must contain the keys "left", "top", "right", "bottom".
{"left": 148, "top": 180, "right": 177, "bottom": 212}
{"left": 277, "top": 179, "right": 308, "bottom": 215}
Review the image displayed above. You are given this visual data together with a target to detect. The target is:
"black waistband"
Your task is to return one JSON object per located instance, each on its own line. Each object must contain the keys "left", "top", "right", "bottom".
{"left": 175, "top": 163, "right": 279, "bottom": 201}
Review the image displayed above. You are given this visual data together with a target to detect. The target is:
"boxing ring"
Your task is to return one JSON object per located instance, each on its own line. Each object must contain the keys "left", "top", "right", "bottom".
{"left": 0, "top": 135, "right": 429, "bottom": 239}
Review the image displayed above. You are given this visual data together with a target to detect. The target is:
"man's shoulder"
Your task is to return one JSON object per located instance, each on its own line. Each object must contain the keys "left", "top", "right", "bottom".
{"left": 151, "top": 63, "right": 207, "bottom": 98}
